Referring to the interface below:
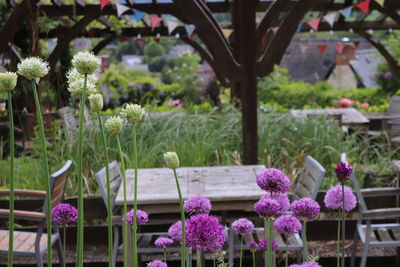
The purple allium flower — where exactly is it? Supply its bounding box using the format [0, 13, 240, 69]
[168, 221, 182, 243]
[184, 195, 212, 216]
[256, 168, 291, 193]
[335, 162, 352, 182]
[51, 203, 78, 225]
[154, 237, 174, 248]
[248, 241, 258, 252]
[125, 209, 149, 225]
[231, 218, 254, 235]
[273, 214, 302, 236]
[146, 260, 168, 267]
[257, 238, 278, 251]
[254, 197, 281, 217]
[384, 71, 393, 79]
[324, 185, 357, 212]
[290, 197, 321, 220]
[185, 214, 226, 252]
[302, 262, 322, 267]
[262, 193, 290, 214]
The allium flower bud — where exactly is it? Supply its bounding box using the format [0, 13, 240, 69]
[88, 94, 103, 112]
[66, 68, 98, 97]
[121, 104, 145, 123]
[335, 162, 352, 183]
[163, 152, 179, 169]
[71, 51, 101, 74]
[17, 57, 49, 80]
[105, 116, 123, 134]
[0, 72, 17, 91]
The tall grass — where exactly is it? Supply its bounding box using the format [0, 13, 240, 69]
[0, 107, 398, 195]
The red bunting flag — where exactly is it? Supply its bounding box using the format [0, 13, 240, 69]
[353, 41, 361, 48]
[100, 0, 110, 10]
[149, 15, 163, 30]
[317, 44, 328, 54]
[307, 18, 321, 31]
[119, 36, 127, 43]
[155, 36, 161, 43]
[355, 0, 370, 14]
[335, 43, 345, 54]
[137, 38, 145, 47]
[86, 31, 95, 38]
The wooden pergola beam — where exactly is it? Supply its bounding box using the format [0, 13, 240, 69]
[92, 33, 117, 55]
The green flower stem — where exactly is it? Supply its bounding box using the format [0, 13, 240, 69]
[163, 248, 167, 263]
[239, 235, 244, 267]
[7, 92, 14, 267]
[302, 220, 308, 262]
[173, 168, 186, 267]
[96, 111, 113, 267]
[337, 217, 341, 267]
[213, 258, 216, 267]
[132, 124, 138, 267]
[75, 74, 87, 267]
[264, 217, 270, 267]
[252, 251, 256, 267]
[196, 251, 201, 267]
[285, 237, 289, 267]
[32, 81, 52, 267]
[116, 135, 128, 267]
[341, 184, 345, 267]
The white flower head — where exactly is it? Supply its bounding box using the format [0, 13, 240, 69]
[17, 57, 49, 80]
[121, 104, 145, 124]
[163, 152, 180, 169]
[105, 116, 123, 134]
[88, 93, 103, 112]
[66, 68, 98, 97]
[71, 51, 101, 75]
[0, 72, 18, 91]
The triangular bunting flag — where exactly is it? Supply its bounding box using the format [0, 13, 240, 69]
[317, 44, 328, 54]
[100, 0, 110, 10]
[222, 29, 233, 38]
[355, 0, 370, 14]
[166, 21, 179, 34]
[339, 7, 352, 18]
[136, 38, 145, 47]
[270, 27, 278, 33]
[149, 15, 163, 30]
[376, 0, 385, 7]
[296, 23, 303, 33]
[185, 24, 195, 36]
[353, 40, 361, 48]
[116, 3, 131, 17]
[335, 43, 345, 54]
[86, 31, 95, 38]
[155, 34, 161, 44]
[324, 12, 337, 27]
[307, 18, 321, 31]
[133, 10, 146, 22]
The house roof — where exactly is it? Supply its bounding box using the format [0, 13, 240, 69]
[349, 49, 383, 88]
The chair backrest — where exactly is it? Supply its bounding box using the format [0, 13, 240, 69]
[49, 160, 73, 209]
[294, 156, 325, 200]
[340, 153, 368, 212]
[388, 96, 400, 131]
[95, 161, 123, 213]
[58, 107, 78, 140]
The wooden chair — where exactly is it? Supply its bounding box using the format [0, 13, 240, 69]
[341, 153, 400, 267]
[228, 156, 325, 265]
[0, 160, 72, 267]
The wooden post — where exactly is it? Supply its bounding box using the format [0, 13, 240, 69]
[237, 0, 258, 164]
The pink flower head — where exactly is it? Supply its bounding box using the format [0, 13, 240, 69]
[231, 218, 254, 235]
[261, 193, 290, 214]
[256, 168, 291, 193]
[290, 197, 321, 220]
[254, 196, 281, 217]
[301, 262, 322, 267]
[168, 221, 182, 243]
[147, 260, 168, 267]
[257, 238, 278, 251]
[185, 214, 226, 252]
[360, 102, 369, 109]
[273, 214, 302, 236]
[51, 203, 78, 225]
[324, 185, 357, 212]
[248, 241, 258, 252]
[338, 98, 355, 107]
[335, 162, 352, 182]
[125, 209, 149, 225]
[154, 237, 174, 248]
[184, 195, 212, 216]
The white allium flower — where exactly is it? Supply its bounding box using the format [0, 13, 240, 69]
[105, 116, 123, 134]
[71, 51, 101, 75]
[0, 72, 17, 91]
[163, 152, 180, 169]
[88, 94, 103, 112]
[66, 68, 98, 97]
[17, 57, 49, 80]
[121, 104, 145, 124]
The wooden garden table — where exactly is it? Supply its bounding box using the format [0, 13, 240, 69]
[115, 165, 266, 214]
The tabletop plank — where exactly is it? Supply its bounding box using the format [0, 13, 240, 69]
[115, 165, 266, 206]
[290, 108, 369, 124]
